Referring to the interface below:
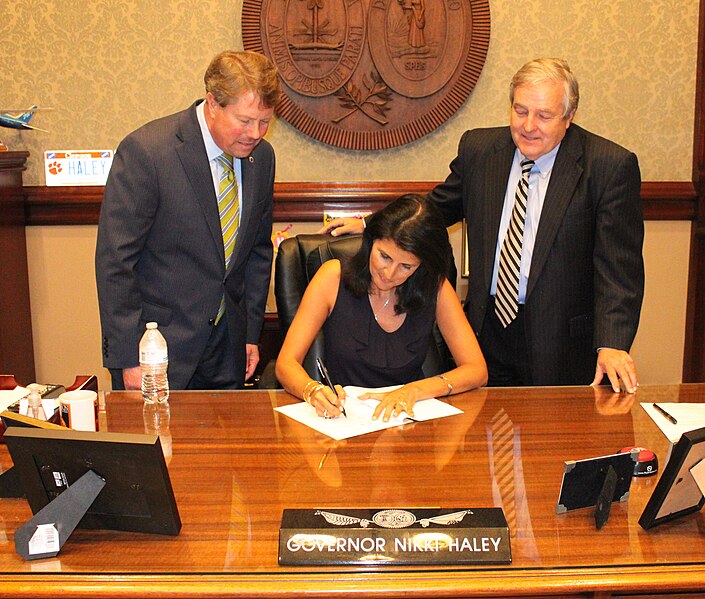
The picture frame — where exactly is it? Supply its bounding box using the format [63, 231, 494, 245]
[4, 426, 181, 536]
[556, 451, 636, 513]
[639, 426, 705, 530]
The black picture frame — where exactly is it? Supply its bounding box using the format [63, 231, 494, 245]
[639, 426, 705, 530]
[556, 451, 637, 513]
[4, 426, 181, 536]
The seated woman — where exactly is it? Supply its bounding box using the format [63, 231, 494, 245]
[275, 194, 487, 421]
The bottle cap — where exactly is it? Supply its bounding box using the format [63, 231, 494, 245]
[146, 322, 158, 329]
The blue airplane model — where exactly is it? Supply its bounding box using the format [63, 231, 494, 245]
[0, 106, 49, 132]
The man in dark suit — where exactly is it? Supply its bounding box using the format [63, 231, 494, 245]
[96, 50, 281, 390]
[322, 58, 644, 393]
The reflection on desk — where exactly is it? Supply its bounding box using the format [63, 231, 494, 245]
[0, 384, 703, 597]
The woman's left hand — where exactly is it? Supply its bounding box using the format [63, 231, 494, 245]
[362, 386, 419, 422]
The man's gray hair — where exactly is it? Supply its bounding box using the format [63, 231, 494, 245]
[509, 58, 579, 119]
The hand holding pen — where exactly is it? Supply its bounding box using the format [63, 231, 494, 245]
[316, 358, 347, 418]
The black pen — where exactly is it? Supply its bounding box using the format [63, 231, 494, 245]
[316, 357, 347, 418]
[653, 403, 678, 425]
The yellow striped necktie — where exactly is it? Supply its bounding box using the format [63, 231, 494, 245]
[214, 153, 240, 325]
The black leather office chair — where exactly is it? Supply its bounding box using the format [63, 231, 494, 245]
[259, 233, 456, 388]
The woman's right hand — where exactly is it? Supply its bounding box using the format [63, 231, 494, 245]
[309, 384, 347, 418]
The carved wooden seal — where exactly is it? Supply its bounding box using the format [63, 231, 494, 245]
[243, 0, 490, 150]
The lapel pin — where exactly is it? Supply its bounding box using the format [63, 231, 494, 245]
[249, 156, 254, 163]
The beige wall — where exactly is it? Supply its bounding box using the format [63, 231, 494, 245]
[25, 227, 106, 388]
[631, 221, 691, 384]
[26, 221, 692, 388]
[4, 0, 699, 387]
[2, 1, 697, 184]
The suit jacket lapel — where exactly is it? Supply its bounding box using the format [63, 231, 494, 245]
[526, 125, 583, 299]
[482, 131, 516, 291]
[175, 103, 225, 266]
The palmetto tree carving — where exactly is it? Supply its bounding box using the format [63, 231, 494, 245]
[292, 0, 340, 49]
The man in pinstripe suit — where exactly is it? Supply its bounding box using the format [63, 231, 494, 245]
[96, 51, 281, 391]
[323, 58, 644, 392]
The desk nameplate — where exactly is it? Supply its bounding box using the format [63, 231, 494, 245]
[279, 507, 511, 565]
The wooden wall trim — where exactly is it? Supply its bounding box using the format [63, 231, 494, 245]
[24, 185, 103, 226]
[23, 180, 697, 226]
[0, 151, 29, 171]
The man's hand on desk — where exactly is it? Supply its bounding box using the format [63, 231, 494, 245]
[592, 348, 638, 394]
[317, 217, 365, 236]
[122, 366, 142, 390]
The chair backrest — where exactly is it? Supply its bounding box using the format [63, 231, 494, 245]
[274, 234, 455, 382]
[275, 234, 363, 379]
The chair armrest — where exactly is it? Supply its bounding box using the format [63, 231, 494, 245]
[65, 375, 98, 393]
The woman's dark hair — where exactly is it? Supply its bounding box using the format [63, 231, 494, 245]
[343, 194, 452, 314]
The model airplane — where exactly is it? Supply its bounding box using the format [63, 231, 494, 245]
[0, 106, 50, 132]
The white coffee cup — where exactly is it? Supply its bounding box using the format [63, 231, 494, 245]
[59, 390, 98, 432]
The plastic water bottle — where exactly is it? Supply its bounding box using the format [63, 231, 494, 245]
[140, 322, 169, 404]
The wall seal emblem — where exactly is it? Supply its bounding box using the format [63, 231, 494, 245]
[243, 0, 490, 150]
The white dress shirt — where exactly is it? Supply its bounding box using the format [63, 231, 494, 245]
[195, 100, 244, 209]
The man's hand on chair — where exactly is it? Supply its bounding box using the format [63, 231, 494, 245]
[317, 217, 366, 236]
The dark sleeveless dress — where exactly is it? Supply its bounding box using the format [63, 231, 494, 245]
[323, 277, 436, 387]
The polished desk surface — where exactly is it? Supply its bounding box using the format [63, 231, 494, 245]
[1, 384, 704, 598]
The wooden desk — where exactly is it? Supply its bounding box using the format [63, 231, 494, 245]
[0, 385, 704, 598]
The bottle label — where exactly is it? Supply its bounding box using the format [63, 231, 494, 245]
[140, 349, 168, 364]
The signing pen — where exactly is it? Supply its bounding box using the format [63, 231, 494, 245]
[316, 357, 347, 418]
[653, 403, 678, 425]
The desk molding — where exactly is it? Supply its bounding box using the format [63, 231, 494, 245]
[0, 561, 704, 597]
[22, 180, 696, 226]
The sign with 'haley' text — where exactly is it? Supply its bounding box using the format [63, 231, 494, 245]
[279, 507, 511, 565]
[44, 150, 113, 186]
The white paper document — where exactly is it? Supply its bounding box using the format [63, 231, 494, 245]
[0, 387, 30, 412]
[275, 385, 463, 440]
[641, 402, 705, 443]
